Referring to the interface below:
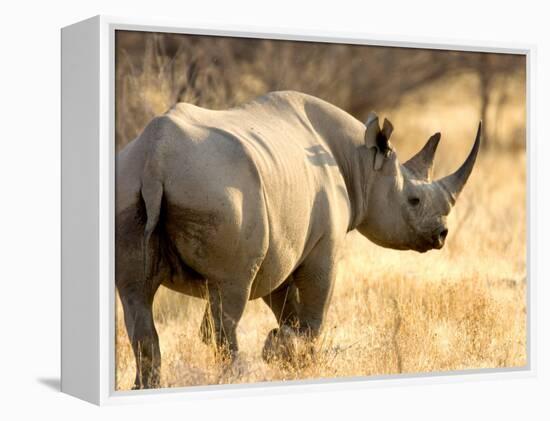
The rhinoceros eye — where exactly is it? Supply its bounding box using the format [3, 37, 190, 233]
[408, 197, 420, 207]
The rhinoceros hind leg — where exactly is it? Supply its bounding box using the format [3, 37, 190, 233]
[205, 281, 249, 358]
[261, 279, 300, 329]
[261, 281, 303, 363]
[120, 290, 161, 389]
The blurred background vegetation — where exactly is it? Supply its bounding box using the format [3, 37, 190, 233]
[115, 30, 525, 153]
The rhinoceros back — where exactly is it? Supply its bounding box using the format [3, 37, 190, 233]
[117, 91, 354, 298]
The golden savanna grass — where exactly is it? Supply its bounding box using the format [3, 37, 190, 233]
[115, 46, 526, 390]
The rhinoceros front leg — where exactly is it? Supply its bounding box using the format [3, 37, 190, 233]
[293, 260, 336, 339]
[204, 281, 249, 358]
[262, 258, 336, 363]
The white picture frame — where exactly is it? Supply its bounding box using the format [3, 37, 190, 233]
[61, 15, 536, 405]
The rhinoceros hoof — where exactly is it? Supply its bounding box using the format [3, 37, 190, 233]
[219, 353, 248, 379]
[262, 326, 299, 364]
[132, 375, 160, 390]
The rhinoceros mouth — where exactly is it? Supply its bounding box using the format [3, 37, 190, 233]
[413, 235, 443, 253]
[416, 245, 431, 253]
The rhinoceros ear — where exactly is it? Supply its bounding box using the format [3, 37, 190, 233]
[381, 118, 394, 144]
[365, 113, 393, 171]
[365, 112, 380, 149]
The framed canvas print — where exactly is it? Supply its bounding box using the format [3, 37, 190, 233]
[61, 15, 534, 405]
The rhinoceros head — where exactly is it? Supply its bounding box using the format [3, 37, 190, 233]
[356, 113, 481, 253]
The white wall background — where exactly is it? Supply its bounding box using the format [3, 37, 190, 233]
[1, 0, 548, 418]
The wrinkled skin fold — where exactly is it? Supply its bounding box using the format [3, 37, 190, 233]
[115, 91, 481, 389]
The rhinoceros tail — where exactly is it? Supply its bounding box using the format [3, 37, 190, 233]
[141, 176, 164, 282]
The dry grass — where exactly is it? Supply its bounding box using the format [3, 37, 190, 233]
[115, 44, 526, 390]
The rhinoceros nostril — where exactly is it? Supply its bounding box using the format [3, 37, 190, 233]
[439, 228, 448, 241]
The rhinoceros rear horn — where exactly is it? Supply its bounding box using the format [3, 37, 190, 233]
[437, 122, 482, 204]
[404, 132, 441, 180]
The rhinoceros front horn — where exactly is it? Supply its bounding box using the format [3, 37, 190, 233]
[437, 122, 482, 204]
[404, 132, 441, 180]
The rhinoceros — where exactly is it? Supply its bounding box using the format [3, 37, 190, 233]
[116, 91, 481, 389]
